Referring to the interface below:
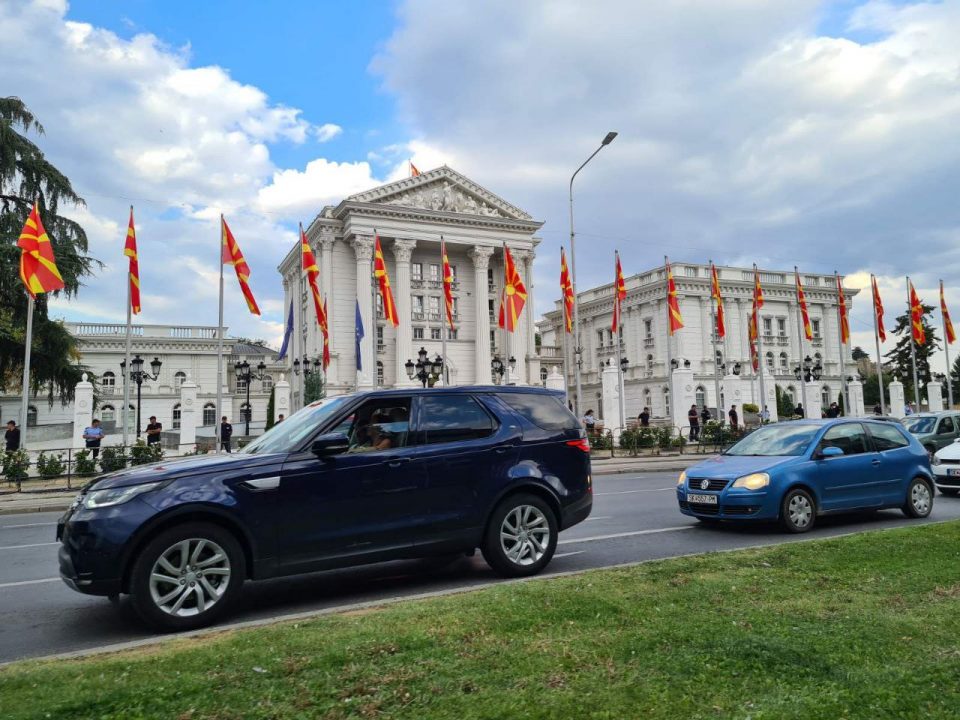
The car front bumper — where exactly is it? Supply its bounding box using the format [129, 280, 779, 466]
[932, 466, 960, 489]
[676, 487, 777, 521]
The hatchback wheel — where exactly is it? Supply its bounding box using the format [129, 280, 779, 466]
[780, 488, 816, 533]
[482, 493, 557, 577]
[128, 523, 245, 631]
[903, 478, 933, 518]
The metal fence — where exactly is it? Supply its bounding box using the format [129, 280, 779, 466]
[587, 421, 752, 459]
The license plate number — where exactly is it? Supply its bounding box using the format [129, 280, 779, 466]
[949, 468, 960, 477]
[687, 493, 718, 505]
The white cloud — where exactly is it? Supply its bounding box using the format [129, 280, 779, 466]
[256, 159, 380, 217]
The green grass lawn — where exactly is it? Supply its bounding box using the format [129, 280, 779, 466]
[4, 522, 960, 719]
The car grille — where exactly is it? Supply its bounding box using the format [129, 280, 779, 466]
[723, 506, 758, 516]
[687, 478, 729, 491]
[938, 458, 960, 466]
[679, 501, 757, 516]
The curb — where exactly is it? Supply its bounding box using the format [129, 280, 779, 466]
[0, 503, 71, 516]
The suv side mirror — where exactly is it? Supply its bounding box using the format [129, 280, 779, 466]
[819, 446, 844, 459]
[311, 432, 350, 457]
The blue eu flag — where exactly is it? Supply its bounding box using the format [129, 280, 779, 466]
[355, 299, 365, 372]
[277, 300, 294, 360]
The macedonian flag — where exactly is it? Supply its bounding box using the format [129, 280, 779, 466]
[124, 207, 141, 314]
[836, 273, 850, 345]
[872, 274, 886, 343]
[442, 238, 456, 331]
[665, 257, 684, 335]
[941, 280, 955, 345]
[18, 201, 65, 298]
[909, 279, 926, 345]
[560, 247, 574, 333]
[795, 269, 812, 340]
[300, 225, 328, 332]
[611, 251, 626, 334]
[221, 216, 261, 315]
[322, 297, 331, 370]
[374, 234, 399, 326]
[498, 244, 527, 333]
[710, 262, 725, 339]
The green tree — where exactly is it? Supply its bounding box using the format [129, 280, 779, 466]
[265, 386, 276, 430]
[851, 346, 868, 361]
[883, 303, 940, 404]
[775, 385, 795, 418]
[951, 355, 960, 392]
[1, 97, 97, 403]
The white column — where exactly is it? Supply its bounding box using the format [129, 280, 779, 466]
[391, 239, 417, 386]
[318, 232, 337, 381]
[761, 368, 778, 422]
[889, 378, 905, 418]
[351, 234, 375, 389]
[546, 365, 565, 393]
[511, 248, 529, 384]
[72, 373, 94, 449]
[524, 249, 538, 383]
[470, 246, 494, 383]
[722, 373, 744, 420]
[274, 373, 290, 419]
[927, 381, 944, 412]
[804, 382, 822, 419]
[179, 373, 197, 449]
[847, 377, 866, 416]
[601, 362, 623, 441]
[670, 366, 696, 431]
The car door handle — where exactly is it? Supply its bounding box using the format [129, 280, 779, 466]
[385, 457, 411, 468]
[871, 460, 881, 467]
[493, 445, 513, 454]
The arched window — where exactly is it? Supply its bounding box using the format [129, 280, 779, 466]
[540, 367, 548, 386]
[101, 405, 115, 422]
[172, 403, 181, 430]
[241, 403, 252, 423]
[715, 350, 723, 367]
[203, 403, 216, 426]
[821, 385, 831, 408]
[662, 386, 670, 413]
[695, 385, 706, 408]
[101, 371, 116, 395]
[174, 371, 187, 389]
[779, 352, 788, 371]
[262, 374, 273, 392]
[765, 352, 775, 370]
[376, 361, 384, 387]
[643, 388, 652, 409]
[27, 406, 37, 427]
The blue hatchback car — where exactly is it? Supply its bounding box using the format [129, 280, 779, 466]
[677, 419, 934, 532]
[57, 387, 592, 630]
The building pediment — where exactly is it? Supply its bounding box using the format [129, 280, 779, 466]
[345, 166, 533, 221]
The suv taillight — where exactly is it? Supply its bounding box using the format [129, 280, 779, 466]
[566, 437, 591, 453]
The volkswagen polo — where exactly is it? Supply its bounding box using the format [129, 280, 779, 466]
[57, 387, 592, 630]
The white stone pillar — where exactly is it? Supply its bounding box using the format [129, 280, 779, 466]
[470, 246, 494, 384]
[601, 362, 624, 442]
[179, 374, 197, 449]
[847, 378, 866, 417]
[670, 367, 696, 432]
[319, 232, 337, 382]
[524, 250, 538, 384]
[72, 373, 94, 449]
[804, 382, 822, 419]
[546, 365, 565, 393]
[391, 239, 417, 386]
[274, 373, 291, 419]
[927, 381, 944, 412]
[762, 369, 779, 422]
[722, 373, 745, 423]
[351, 235, 375, 389]
[889, 378, 905, 418]
[510, 248, 529, 384]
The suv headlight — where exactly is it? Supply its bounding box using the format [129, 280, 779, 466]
[677, 470, 687, 486]
[732, 472, 769, 490]
[82, 481, 166, 510]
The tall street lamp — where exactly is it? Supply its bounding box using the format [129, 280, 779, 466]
[405, 347, 444, 388]
[490, 354, 516, 386]
[293, 355, 321, 405]
[569, 130, 617, 419]
[235, 359, 267, 436]
[120, 354, 162, 439]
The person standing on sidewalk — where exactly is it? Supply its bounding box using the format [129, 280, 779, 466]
[5, 420, 20, 452]
[728, 405, 739, 432]
[638, 407, 650, 427]
[220, 416, 234, 453]
[688, 405, 700, 441]
[145, 416, 162, 446]
[83, 419, 104, 460]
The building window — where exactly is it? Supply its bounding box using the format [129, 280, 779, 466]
[376, 361, 384, 387]
[812, 319, 821, 338]
[101, 371, 116, 395]
[428, 296, 441, 319]
[695, 386, 706, 407]
[644, 319, 653, 338]
[684, 266, 697, 277]
[821, 386, 831, 407]
[777, 318, 786, 336]
[429, 263, 440, 282]
[766, 352, 774, 369]
[101, 405, 115, 422]
[448, 328, 458, 340]
[597, 330, 605, 348]
[262, 375, 273, 392]
[172, 403, 181, 430]
[487, 267, 495, 288]
[763, 317, 772, 335]
[411, 263, 423, 281]
[174, 371, 187, 389]
[377, 325, 385, 351]
[430, 327, 442, 340]
[27, 406, 37, 427]
[414, 327, 424, 340]
[236, 375, 247, 391]
[450, 265, 458, 283]
[715, 350, 723, 367]
[412, 295, 424, 316]
[779, 352, 788, 371]
[646, 354, 654, 372]
[376, 294, 384, 317]
[662, 386, 670, 412]
[203, 403, 216, 426]
[451, 297, 459, 317]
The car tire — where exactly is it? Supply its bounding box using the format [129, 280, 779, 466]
[128, 522, 246, 632]
[939, 487, 959, 497]
[482, 493, 557, 578]
[902, 478, 934, 519]
[780, 488, 816, 533]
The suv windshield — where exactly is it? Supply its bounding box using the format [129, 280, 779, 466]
[725, 423, 820, 457]
[903, 416, 936, 434]
[240, 396, 350, 455]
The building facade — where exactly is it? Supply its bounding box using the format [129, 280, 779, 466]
[539, 263, 859, 421]
[278, 166, 543, 407]
[1, 323, 281, 443]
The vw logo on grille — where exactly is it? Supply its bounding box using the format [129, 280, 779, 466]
[700, 479, 710, 490]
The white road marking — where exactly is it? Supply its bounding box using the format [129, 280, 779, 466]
[0, 542, 59, 551]
[584, 516, 612, 521]
[553, 551, 584, 559]
[0, 522, 56, 530]
[594, 487, 675, 496]
[0, 578, 60, 589]
[559, 525, 694, 545]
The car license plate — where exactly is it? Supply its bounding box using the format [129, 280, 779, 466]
[948, 468, 960, 477]
[687, 493, 718, 505]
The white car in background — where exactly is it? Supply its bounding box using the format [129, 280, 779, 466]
[931, 440, 960, 496]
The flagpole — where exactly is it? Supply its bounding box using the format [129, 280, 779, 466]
[753, 264, 767, 418]
[560, 256, 570, 401]
[664, 256, 673, 419]
[371, 231, 378, 388]
[942, 280, 954, 409]
[19, 293, 34, 449]
[834, 271, 851, 415]
[122, 205, 133, 448]
[614, 251, 625, 431]
[216, 216, 225, 453]
[440, 237, 449, 385]
[793, 268, 809, 418]
[710, 262, 722, 420]
[907, 276, 921, 409]
[502, 243, 509, 385]
[872, 275, 886, 416]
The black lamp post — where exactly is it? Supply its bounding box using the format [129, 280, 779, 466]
[120, 354, 162, 438]
[235, 359, 267, 436]
[406, 347, 444, 387]
[732, 361, 742, 376]
[490, 354, 516, 385]
[619, 355, 628, 373]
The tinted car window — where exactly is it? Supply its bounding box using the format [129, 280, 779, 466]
[939, 417, 955, 434]
[904, 416, 936, 434]
[821, 423, 869, 455]
[420, 395, 496, 445]
[499, 392, 578, 431]
[241, 396, 350, 454]
[868, 423, 910, 451]
[342, 399, 411, 453]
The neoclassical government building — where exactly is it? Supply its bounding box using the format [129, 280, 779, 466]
[278, 167, 543, 407]
[539, 263, 859, 421]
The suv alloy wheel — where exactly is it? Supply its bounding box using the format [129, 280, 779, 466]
[482, 493, 558, 577]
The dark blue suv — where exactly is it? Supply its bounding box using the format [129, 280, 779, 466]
[58, 386, 592, 630]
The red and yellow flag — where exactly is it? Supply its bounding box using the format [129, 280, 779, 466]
[795, 269, 812, 340]
[749, 271, 760, 370]
[909, 280, 926, 345]
[300, 226, 329, 333]
[373, 234, 399, 327]
[442, 238, 456, 331]
[560, 247, 574, 333]
[611, 251, 626, 334]
[322, 297, 331, 370]
[221, 216, 260, 315]
[836, 274, 850, 345]
[17, 202, 65, 298]
[941, 280, 955, 345]
[498, 245, 527, 332]
[410, 161, 421, 177]
[665, 257, 684, 335]
[753, 266, 765, 311]
[124, 207, 141, 314]
[710, 263, 725, 339]
[872, 274, 886, 343]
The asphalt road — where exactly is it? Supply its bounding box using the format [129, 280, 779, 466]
[2, 470, 960, 665]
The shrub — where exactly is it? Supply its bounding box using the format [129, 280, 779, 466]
[73, 449, 97, 476]
[655, 427, 674, 449]
[130, 440, 163, 466]
[2, 449, 30, 488]
[742, 403, 759, 414]
[99, 446, 128, 473]
[182, 446, 210, 456]
[36, 452, 65, 478]
[591, 431, 613, 451]
[619, 427, 656, 450]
